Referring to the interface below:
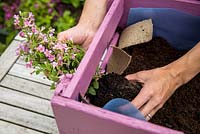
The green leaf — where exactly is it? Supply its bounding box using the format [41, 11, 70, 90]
[50, 82, 56, 90]
[88, 86, 96, 96]
[35, 69, 42, 75]
[93, 80, 99, 89]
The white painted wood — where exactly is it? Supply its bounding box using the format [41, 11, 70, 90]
[0, 120, 44, 134]
[1, 75, 53, 100]
[0, 40, 20, 81]
[0, 103, 58, 134]
[0, 86, 53, 117]
[16, 57, 26, 65]
[9, 64, 52, 85]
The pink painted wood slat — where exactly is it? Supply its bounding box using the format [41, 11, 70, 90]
[52, 96, 183, 134]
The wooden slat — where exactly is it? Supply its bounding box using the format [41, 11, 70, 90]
[0, 103, 58, 134]
[1, 75, 53, 100]
[16, 57, 26, 65]
[0, 40, 20, 81]
[0, 120, 44, 134]
[0, 86, 53, 117]
[9, 64, 52, 85]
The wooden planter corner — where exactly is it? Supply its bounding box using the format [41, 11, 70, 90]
[51, 0, 200, 134]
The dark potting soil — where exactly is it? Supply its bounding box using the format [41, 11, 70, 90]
[89, 37, 200, 134]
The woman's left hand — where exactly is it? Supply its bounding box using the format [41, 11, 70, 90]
[125, 67, 182, 120]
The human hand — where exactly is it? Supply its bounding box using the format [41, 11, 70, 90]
[125, 67, 183, 120]
[57, 24, 96, 50]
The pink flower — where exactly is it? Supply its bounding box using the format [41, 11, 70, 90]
[26, 60, 33, 68]
[44, 50, 52, 57]
[44, 50, 55, 62]
[53, 43, 67, 51]
[57, 55, 63, 65]
[14, 19, 20, 26]
[19, 43, 29, 53]
[15, 46, 21, 55]
[52, 62, 58, 68]
[49, 28, 55, 37]
[13, 14, 19, 20]
[71, 54, 76, 60]
[31, 26, 38, 34]
[36, 45, 45, 52]
[59, 74, 73, 81]
[19, 31, 25, 38]
[44, 36, 48, 43]
[24, 20, 32, 27]
[48, 55, 55, 62]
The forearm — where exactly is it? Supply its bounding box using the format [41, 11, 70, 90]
[78, 0, 108, 31]
[164, 41, 200, 86]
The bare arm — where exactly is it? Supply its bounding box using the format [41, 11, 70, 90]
[78, 0, 108, 31]
[166, 41, 200, 85]
[58, 0, 108, 49]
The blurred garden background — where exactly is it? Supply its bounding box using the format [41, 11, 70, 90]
[0, 0, 84, 56]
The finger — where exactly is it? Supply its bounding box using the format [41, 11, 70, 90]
[57, 32, 67, 42]
[140, 98, 159, 117]
[145, 104, 162, 121]
[131, 86, 151, 109]
[125, 72, 144, 83]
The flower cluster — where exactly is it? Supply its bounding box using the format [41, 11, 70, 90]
[14, 11, 85, 89]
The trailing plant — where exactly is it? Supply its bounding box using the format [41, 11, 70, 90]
[14, 11, 101, 95]
[0, 0, 83, 54]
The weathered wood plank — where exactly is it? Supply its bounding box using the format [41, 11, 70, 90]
[16, 56, 26, 65]
[0, 40, 20, 81]
[0, 86, 53, 117]
[0, 103, 58, 134]
[9, 64, 52, 85]
[1, 75, 53, 100]
[0, 120, 44, 134]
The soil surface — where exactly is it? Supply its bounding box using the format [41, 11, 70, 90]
[89, 37, 200, 134]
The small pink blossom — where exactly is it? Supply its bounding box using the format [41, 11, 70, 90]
[36, 45, 45, 52]
[44, 36, 48, 43]
[31, 26, 38, 34]
[26, 60, 33, 68]
[57, 55, 63, 65]
[15, 47, 21, 55]
[53, 43, 67, 51]
[48, 55, 55, 62]
[71, 54, 76, 60]
[52, 62, 58, 68]
[19, 31, 25, 38]
[59, 74, 73, 81]
[27, 32, 33, 37]
[19, 43, 29, 53]
[44, 50, 52, 57]
[13, 14, 19, 20]
[24, 19, 32, 27]
[44, 50, 55, 62]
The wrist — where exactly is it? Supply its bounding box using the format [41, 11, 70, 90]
[162, 62, 186, 89]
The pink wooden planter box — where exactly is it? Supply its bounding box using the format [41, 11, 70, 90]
[51, 0, 200, 133]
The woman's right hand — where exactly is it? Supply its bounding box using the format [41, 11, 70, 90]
[57, 24, 96, 50]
